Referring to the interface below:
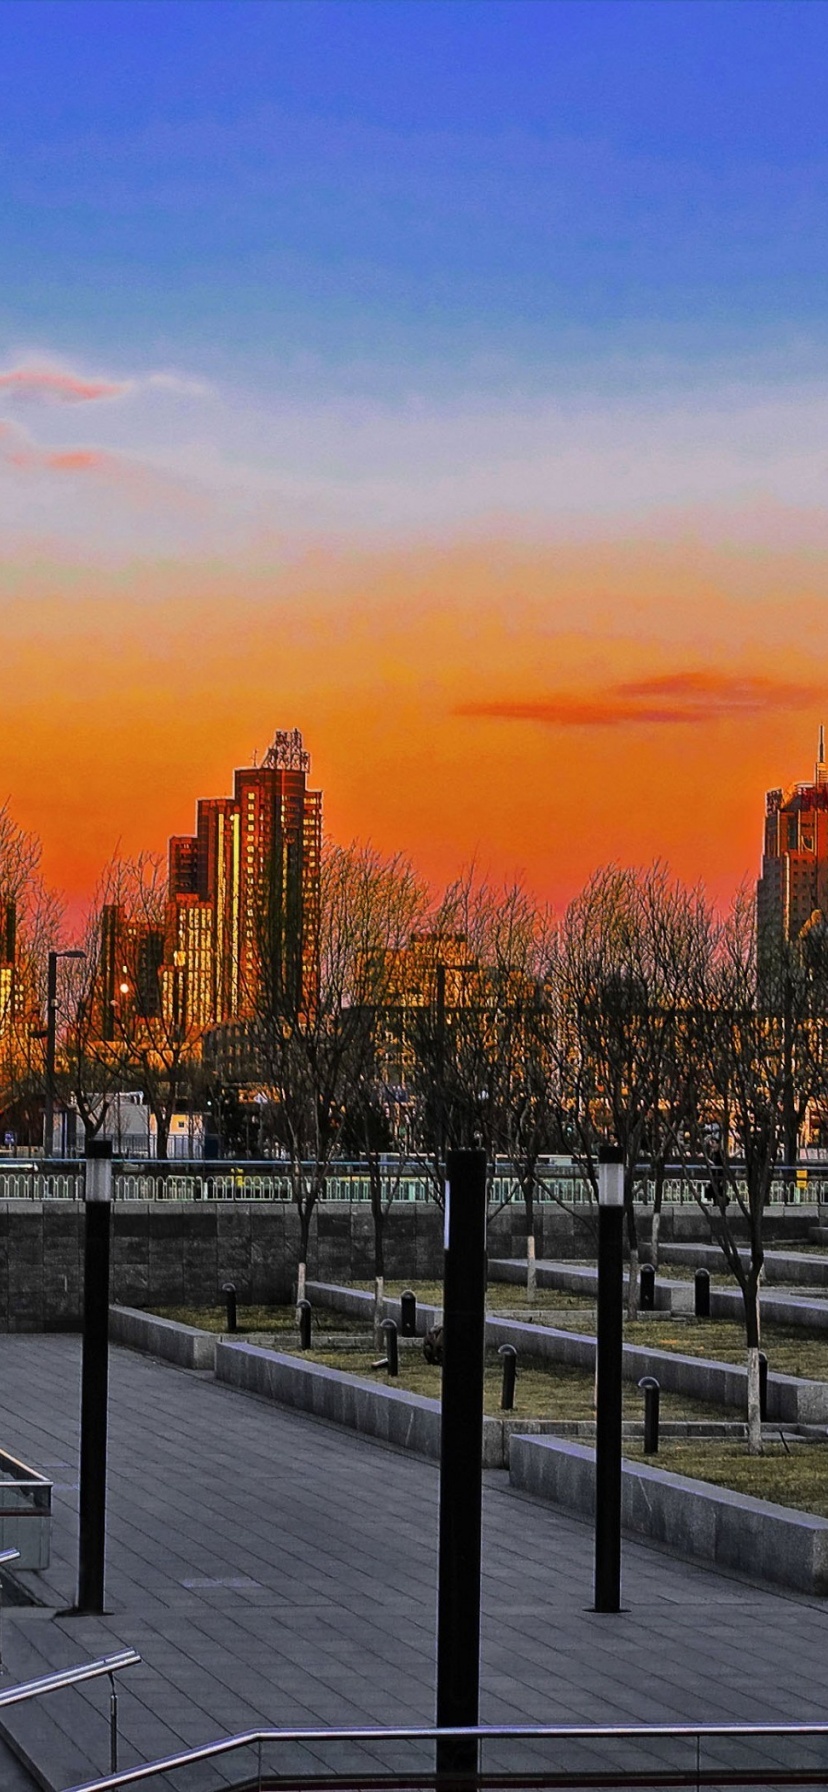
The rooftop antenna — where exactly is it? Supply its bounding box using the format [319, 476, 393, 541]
[816, 724, 827, 790]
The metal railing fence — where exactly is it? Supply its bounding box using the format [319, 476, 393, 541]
[61, 1719, 828, 1792]
[0, 1158, 826, 1206]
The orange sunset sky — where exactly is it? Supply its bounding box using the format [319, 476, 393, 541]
[3, 525, 825, 925]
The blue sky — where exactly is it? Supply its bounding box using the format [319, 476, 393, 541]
[2, 0, 828, 395]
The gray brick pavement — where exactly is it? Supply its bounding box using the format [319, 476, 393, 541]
[0, 1337, 827, 1790]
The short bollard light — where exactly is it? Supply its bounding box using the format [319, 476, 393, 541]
[498, 1344, 517, 1411]
[639, 1263, 656, 1311]
[377, 1318, 399, 1377]
[221, 1281, 237, 1333]
[759, 1350, 768, 1422]
[297, 1299, 312, 1350]
[638, 1375, 660, 1453]
[400, 1289, 417, 1336]
[694, 1267, 711, 1318]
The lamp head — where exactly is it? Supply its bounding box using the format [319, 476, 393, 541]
[598, 1143, 625, 1207]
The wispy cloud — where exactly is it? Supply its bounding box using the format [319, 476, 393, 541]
[457, 670, 823, 729]
[0, 419, 201, 511]
[0, 365, 127, 403]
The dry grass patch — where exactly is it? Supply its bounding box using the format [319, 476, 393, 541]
[624, 1435, 828, 1517]
[291, 1345, 725, 1423]
[153, 1303, 364, 1335]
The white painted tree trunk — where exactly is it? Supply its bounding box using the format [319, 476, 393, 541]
[526, 1235, 537, 1302]
[747, 1345, 762, 1455]
[373, 1275, 385, 1347]
[650, 1209, 661, 1271]
[626, 1246, 639, 1321]
[295, 1259, 306, 1322]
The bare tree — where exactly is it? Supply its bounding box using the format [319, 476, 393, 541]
[554, 864, 713, 1316]
[256, 839, 427, 1311]
[681, 888, 828, 1454]
[102, 854, 206, 1158]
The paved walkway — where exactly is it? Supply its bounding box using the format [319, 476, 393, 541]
[1, 1338, 828, 1790]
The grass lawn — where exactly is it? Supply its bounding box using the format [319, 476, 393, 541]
[153, 1303, 365, 1335]
[290, 1344, 724, 1423]
[624, 1315, 828, 1381]
[624, 1436, 828, 1517]
[355, 1278, 595, 1315]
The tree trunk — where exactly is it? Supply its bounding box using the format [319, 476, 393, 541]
[625, 1196, 639, 1321]
[746, 1346, 762, 1456]
[650, 1160, 665, 1269]
[626, 1244, 639, 1321]
[295, 1258, 307, 1320]
[745, 1279, 762, 1456]
[526, 1234, 537, 1303]
[295, 1192, 313, 1320]
[650, 1206, 661, 1270]
[373, 1275, 385, 1348]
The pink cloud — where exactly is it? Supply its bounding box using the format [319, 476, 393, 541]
[0, 365, 126, 404]
[457, 670, 824, 730]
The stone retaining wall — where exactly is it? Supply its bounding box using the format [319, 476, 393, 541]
[509, 1434, 828, 1597]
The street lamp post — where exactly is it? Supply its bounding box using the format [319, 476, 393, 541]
[594, 1143, 625, 1613]
[77, 1138, 113, 1613]
[436, 1146, 487, 1782]
[44, 949, 85, 1158]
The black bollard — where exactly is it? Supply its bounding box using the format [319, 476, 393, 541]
[640, 1264, 656, 1311]
[400, 1289, 417, 1337]
[380, 1319, 399, 1377]
[638, 1375, 660, 1453]
[758, 1350, 768, 1422]
[499, 1344, 517, 1411]
[694, 1267, 711, 1318]
[221, 1281, 237, 1333]
[297, 1299, 312, 1350]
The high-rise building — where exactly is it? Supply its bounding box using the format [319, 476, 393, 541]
[0, 901, 15, 1031]
[167, 727, 322, 1031]
[757, 728, 828, 969]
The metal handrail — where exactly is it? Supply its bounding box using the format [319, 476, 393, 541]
[63, 1721, 828, 1792]
[0, 1648, 139, 1709]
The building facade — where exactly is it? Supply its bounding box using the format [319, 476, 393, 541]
[757, 729, 828, 969]
[167, 727, 322, 1033]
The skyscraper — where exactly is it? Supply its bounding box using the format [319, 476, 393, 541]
[167, 727, 322, 1031]
[757, 728, 828, 967]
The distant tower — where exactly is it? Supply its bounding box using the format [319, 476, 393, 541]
[166, 727, 322, 1026]
[757, 727, 828, 967]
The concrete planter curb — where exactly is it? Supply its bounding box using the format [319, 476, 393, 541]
[215, 1340, 529, 1466]
[509, 1433, 828, 1597]
[490, 1256, 828, 1333]
[660, 1242, 828, 1288]
[308, 1281, 828, 1423]
[109, 1304, 217, 1371]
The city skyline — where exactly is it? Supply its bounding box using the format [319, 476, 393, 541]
[2, 716, 827, 932]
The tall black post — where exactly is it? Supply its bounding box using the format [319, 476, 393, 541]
[43, 950, 58, 1159]
[594, 1144, 624, 1614]
[436, 1147, 487, 1783]
[77, 1140, 112, 1614]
